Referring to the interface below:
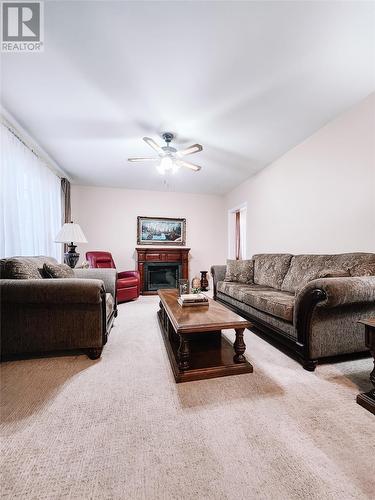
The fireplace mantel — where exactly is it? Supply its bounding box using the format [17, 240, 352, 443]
[136, 247, 190, 295]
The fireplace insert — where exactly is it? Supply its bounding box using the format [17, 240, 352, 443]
[145, 262, 181, 292]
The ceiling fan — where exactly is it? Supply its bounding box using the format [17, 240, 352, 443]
[128, 132, 203, 174]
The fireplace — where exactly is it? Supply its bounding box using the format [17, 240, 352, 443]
[146, 263, 181, 291]
[136, 247, 190, 295]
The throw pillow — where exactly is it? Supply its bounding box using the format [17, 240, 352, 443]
[350, 262, 375, 277]
[318, 268, 351, 278]
[294, 268, 351, 294]
[43, 262, 75, 278]
[3, 258, 42, 279]
[224, 259, 253, 284]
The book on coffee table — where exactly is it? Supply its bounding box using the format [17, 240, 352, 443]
[178, 293, 209, 307]
[177, 298, 209, 307]
[180, 293, 208, 302]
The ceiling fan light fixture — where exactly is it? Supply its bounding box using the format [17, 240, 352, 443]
[160, 156, 173, 171]
[157, 156, 174, 175]
[129, 132, 203, 174]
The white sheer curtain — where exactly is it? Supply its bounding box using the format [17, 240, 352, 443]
[0, 122, 62, 259]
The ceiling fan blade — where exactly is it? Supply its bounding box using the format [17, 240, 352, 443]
[176, 143, 203, 157]
[175, 159, 202, 172]
[143, 137, 165, 155]
[128, 157, 159, 162]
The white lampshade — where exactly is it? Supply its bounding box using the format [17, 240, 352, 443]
[55, 222, 88, 244]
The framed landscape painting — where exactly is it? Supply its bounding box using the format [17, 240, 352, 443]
[137, 216, 186, 246]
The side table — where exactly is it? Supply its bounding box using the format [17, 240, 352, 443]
[357, 319, 375, 415]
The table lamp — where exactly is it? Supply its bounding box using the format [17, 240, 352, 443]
[55, 221, 88, 268]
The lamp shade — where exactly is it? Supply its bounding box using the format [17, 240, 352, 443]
[55, 222, 88, 244]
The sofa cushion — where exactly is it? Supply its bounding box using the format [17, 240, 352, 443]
[253, 254, 292, 289]
[224, 259, 253, 284]
[282, 255, 331, 293]
[217, 291, 297, 338]
[1, 256, 58, 279]
[281, 253, 375, 293]
[217, 281, 270, 301]
[43, 262, 75, 278]
[241, 288, 295, 322]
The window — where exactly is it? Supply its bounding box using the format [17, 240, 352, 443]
[0, 122, 62, 259]
[228, 203, 247, 260]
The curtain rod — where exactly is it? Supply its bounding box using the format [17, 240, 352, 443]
[1, 114, 70, 180]
[2, 120, 41, 161]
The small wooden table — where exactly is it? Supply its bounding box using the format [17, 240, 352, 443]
[357, 319, 375, 415]
[157, 289, 253, 383]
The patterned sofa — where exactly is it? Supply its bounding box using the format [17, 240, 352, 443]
[211, 253, 375, 370]
[0, 256, 117, 360]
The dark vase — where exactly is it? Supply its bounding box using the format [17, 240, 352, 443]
[64, 243, 79, 268]
[200, 271, 209, 291]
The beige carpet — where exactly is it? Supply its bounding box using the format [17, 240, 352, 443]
[1, 296, 374, 500]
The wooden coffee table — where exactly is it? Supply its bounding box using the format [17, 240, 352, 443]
[157, 289, 253, 383]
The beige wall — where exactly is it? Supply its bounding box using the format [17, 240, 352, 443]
[225, 93, 375, 256]
[71, 186, 226, 287]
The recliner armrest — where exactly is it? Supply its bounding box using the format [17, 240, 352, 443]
[118, 270, 140, 280]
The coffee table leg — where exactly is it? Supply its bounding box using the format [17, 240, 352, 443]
[178, 335, 190, 371]
[234, 328, 246, 363]
[370, 349, 375, 386]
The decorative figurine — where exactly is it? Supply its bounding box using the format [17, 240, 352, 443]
[178, 279, 189, 296]
[191, 276, 201, 294]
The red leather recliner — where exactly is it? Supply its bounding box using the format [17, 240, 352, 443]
[86, 251, 140, 303]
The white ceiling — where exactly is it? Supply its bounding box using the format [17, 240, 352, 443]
[1, 1, 374, 195]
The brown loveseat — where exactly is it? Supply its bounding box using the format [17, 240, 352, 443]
[211, 253, 375, 370]
[0, 256, 117, 360]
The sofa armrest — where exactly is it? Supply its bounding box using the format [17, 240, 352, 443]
[0, 278, 104, 304]
[74, 268, 117, 300]
[210, 265, 227, 299]
[118, 270, 140, 280]
[294, 276, 375, 347]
